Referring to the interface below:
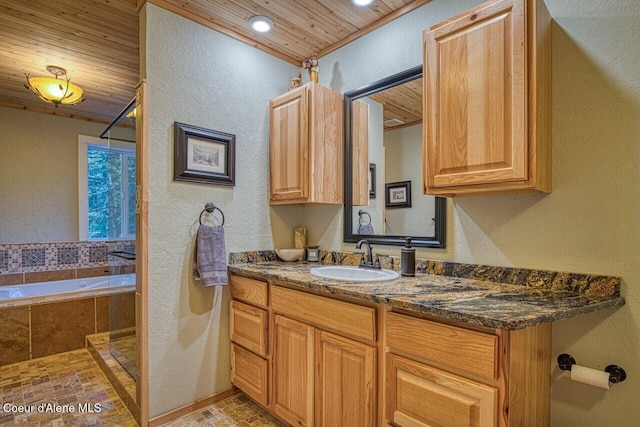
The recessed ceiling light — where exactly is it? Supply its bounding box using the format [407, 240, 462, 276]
[353, 0, 374, 6]
[249, 15, 274, 33]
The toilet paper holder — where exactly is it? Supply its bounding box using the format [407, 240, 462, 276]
[557, 353, 627, 384]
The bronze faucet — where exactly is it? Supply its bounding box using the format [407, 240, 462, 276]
[355, 239, 381, 269]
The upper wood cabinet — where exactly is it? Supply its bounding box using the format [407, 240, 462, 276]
[423, 0, 551, 196]
[351, 99, 370, 206]
[269, 82, 343, 205]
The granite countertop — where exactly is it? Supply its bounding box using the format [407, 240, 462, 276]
[228, 260, 625, 330]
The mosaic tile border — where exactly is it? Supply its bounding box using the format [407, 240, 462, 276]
[229, 250, 620, 298]
[0, 241, 135, 275]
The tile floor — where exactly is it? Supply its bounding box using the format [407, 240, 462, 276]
[160, 394, 283, 427]
[109, 335, 137, 380]
[0, 349, 136, 426]
[0, 349, 283, 427]
[87, 332, 139, 422]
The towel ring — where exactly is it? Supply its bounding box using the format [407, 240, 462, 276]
[199, 202, 225, 226]
[358, 210, 371, 225]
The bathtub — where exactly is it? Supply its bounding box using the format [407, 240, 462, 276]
[0, 273, 136, 366]
[0, 273, 135, 301]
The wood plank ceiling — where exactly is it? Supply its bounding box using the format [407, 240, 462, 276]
[369, 77, 422, 130]
[0, 0, 431, 125]
[0, 0, 140, 126]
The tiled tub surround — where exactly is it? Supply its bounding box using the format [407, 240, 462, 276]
[228, 251, 623, 330]
[0, 290, 135, 366]
[0, 240, 136, 286]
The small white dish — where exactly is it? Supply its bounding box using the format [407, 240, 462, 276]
[275, 248, 305, 262]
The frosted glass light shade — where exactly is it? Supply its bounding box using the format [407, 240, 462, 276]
[26, 75, 84, 107]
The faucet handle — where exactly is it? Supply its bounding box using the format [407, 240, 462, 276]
[373, 255, 381, 269]
[358, 253, 366, 267]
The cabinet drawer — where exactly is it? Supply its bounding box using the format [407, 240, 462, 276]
[231, 344, 268, 406]
[386, 312, 498, 381]
[271, 285, 376, 344]
[386, 354, 497, 427]
[230, 274, 268, 308]
[230, 300, 268, 357]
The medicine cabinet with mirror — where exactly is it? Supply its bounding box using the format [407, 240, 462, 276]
[343, 65, 446, 248]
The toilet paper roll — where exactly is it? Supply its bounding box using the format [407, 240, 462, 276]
[570, 365, 610, 389]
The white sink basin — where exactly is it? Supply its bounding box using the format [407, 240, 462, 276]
[310, 266, 399, 282]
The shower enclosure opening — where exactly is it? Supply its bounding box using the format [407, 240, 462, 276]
[100, 97, 138, 386]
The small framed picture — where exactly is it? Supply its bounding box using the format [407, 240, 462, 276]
[174, 122, 235, 186]
[385, 180, 411, 208]
[369, 163, 376, 199]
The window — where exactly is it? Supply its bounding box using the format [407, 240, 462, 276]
[79, 135, 136, 240]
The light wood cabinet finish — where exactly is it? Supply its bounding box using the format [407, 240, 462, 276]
[229, 275, 270, 408]
[424, 0, 551, 196]
[228, 275, 552, 427]
[230, 300, 268, 357]
[271, 285, 376, 344]
[387, 354, 498, 427]
[385, 311, 551, 427]
[315, 331, 376, 427]
[352, 99, 370, 206]
[272, 315, 315, 426]
[269, 82, 343, 205]
[230, 275, 269, 308]
[386, 312, 498, 381]
[231, 344, 268, 406]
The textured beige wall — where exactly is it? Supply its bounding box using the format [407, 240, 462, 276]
[141, 0, 639, 423]
[385, 124, 436, 237]
[0, 106, 134, 243]
[141, 4, 298, 417]
[307, 0, 640, 425]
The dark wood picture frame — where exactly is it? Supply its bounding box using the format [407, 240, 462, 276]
[369, 163, 376, 199]
[174, 122, 235, 186]
[385, 180, 412, 208]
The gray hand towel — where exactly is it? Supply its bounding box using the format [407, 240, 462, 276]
[194, 224, 228, 286]
[358, 223, 374, 235]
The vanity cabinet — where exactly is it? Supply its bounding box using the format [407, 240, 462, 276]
[271, 285, 377, 427]
[423, 0, 551, 196]
[385, 312, 551, 427]
[229, 275, 269, 406]
[229, 272, 553, 426]
[269, 82, 343, 205]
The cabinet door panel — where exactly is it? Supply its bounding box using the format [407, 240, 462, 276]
[269, 87, 309, 202]
[229, 275, 268, 308]
[387, 354, 497, 427]
[230, 300, 267, 357]
[316, 331, 376, 427]
[231, 344, 268, 406]
[425, 0, 527, 188]
[351, 99, 370, 206]
[272, 315, 314, 426]
[386, 312, 498, 381]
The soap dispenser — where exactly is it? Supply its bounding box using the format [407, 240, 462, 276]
[401, 237, 415, 277]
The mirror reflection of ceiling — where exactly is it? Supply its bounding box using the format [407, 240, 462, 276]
[1, 0, 431, 125]
[368, 78, 422, 130]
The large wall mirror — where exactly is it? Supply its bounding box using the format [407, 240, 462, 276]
[343, 65, 446, 248]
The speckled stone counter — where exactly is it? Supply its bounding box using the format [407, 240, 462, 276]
[228, 253, 624, 330]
